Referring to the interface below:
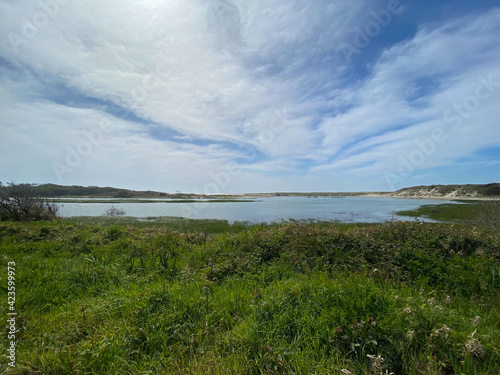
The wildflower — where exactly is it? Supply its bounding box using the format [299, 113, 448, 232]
[367, 354, 385, 371]
[466, 337, 486, 358]
[431, 325, 451, 340]
[407, 329, 415, 341]
[466, 330, 485, 358]
[444, 294, 452, 304]
[402, 307, 413, 314]
[471, 316, 481, 325]
[433, 304, 444, 312]
[349, 320, 366, 331]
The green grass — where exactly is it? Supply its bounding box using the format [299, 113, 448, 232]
[396, 200, 500, 224]
[61, 216, 255, 234]
[1, 219, 500, 374]
[396, 202, 474, 222]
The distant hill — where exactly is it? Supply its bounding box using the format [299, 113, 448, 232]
[2, 182, 499, 199]
[392, 183, 500, 198]
[3, 183, 178, 199]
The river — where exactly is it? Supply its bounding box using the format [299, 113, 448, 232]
[56, 196, 456, 223]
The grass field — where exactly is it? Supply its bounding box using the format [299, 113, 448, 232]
[62, 216, 255, 234]
[396, 200, 500, 225]
[1, 216, 500, 374]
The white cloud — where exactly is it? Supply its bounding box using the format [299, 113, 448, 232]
[314, 7, 500, 188]
[0, 1, 499, 192]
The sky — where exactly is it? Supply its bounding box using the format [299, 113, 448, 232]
[0, 0, 499, 193]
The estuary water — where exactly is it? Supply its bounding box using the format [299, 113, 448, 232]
[56, 196, 456, 223]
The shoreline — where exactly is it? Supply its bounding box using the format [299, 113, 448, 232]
[20, 183, 500, 201]
[49, 193, 499, 201]
[240, 192, 498, 201]
[355, 193, 498, 201]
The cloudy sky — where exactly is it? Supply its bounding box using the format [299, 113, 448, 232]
[1, 0, 499, 193]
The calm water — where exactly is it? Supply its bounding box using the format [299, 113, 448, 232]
[57, 196, 456, 223]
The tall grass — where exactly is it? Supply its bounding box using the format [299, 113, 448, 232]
[397, 200, 500, 228]
[0, 219, 499, 374]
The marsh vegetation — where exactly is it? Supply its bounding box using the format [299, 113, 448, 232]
[1, 211, 499, 374]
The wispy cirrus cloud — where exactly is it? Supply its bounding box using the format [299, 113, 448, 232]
[313, 7, 500, 187]
[0, 0, 499, 192]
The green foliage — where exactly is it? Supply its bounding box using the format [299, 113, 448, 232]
[0, 220, 499, 374]
[483, 183, 500, 196]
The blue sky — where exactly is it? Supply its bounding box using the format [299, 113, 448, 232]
[0, 0, 499, 193]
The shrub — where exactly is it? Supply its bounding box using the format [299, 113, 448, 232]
[482, 183, 500, 197]
[0, 181, 59, 221]
[469, 201, 500, 231]
[104, 206, 126, 216]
